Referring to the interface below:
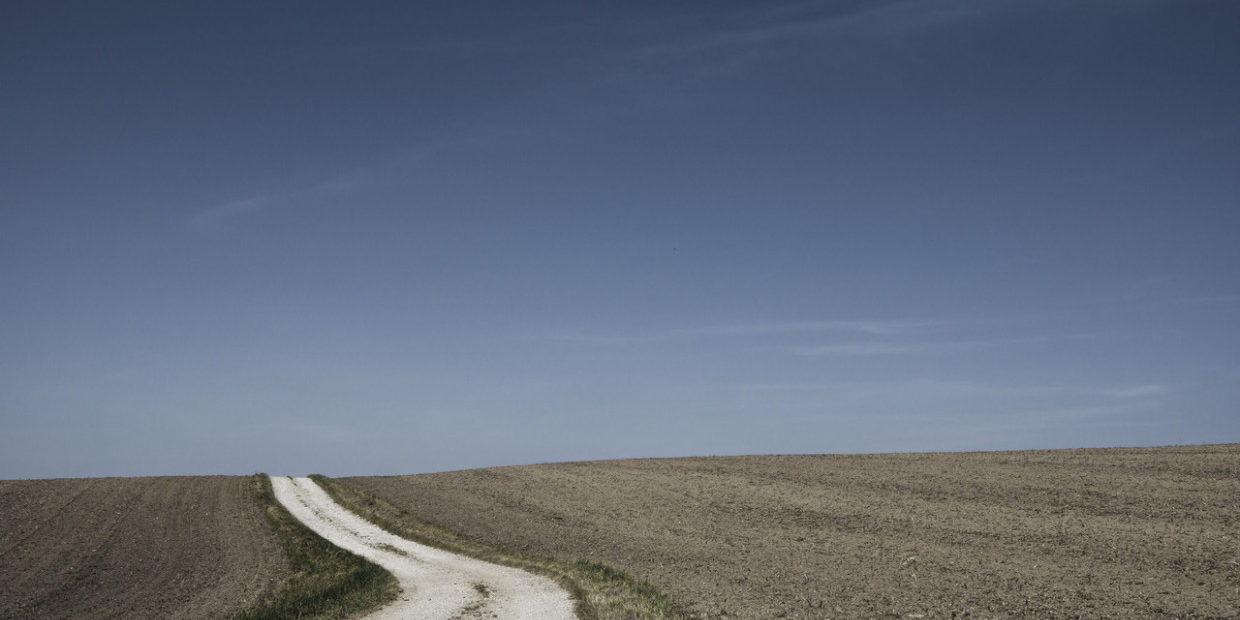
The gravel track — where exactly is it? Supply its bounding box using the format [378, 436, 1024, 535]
[270, 476, 574, 620]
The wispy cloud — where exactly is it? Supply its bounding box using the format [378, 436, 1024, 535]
[547, 317, 946, 346]
[1094, 384, 1170, 398]
[1123, 274, 1181, 302]
[622, 0, 1011, 63]
[1179, 118, 1240, 151]
[1173, 294, 1240, 305]
[992, 401, 1163, 426]
[1123, 274, 1239, 307]
[674, 319, 940, 337]
[188, 178, 353, 232]
[547, 319, 1114, 360]
[790, 341, 932, 356]
[909, 380, 1170, 399]
[187, 140, 464, 232]
[723, 380, 1170, 401]
[791, 332, 1108, 357]
[542, 332, 661, 347]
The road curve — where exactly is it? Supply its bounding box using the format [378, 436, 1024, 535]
[270, 476, 575, 620]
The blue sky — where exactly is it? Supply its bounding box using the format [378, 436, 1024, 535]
[2, 1, 1238, 478]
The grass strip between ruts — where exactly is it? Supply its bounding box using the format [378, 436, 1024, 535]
[235, 474, 398, 620]
[310, 474, 685, 620]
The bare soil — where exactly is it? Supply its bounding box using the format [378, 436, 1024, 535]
[0, 476, 288, 619]
[347, 445, 1240, 619]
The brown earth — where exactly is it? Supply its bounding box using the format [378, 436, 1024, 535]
[347, 445, 1240, 619]
[0, 475, 288, 619]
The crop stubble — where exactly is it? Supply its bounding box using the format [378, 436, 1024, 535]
[0, 476, 288, 619]
[347, 445, 1240, 619]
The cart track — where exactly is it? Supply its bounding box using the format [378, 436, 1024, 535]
[270, 476, 574, 620]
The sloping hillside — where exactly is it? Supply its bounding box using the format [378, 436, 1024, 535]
[346, 445, 1240, 619]
[0, 476, 288, 619]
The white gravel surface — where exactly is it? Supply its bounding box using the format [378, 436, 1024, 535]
[270, 476, 576, 620]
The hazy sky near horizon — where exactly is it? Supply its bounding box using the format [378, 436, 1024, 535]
[2, 1, 1238, 478]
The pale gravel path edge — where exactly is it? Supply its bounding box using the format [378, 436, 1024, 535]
[270, 476, 576, 620]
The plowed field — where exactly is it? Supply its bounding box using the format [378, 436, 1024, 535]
[0, 476, 287, 619]
[347, 445, 1240, 619]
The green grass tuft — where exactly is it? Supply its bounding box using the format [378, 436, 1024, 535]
[235, 474, 398, 620]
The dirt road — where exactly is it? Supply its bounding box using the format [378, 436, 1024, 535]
[270, 476, 574, 620]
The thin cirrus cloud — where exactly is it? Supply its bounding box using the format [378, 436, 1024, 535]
[621, 0, 1011, 63]
[908, 380, 1170, 399]
[790, 341, 935, 357]
[548, 321, 1118, 362]
[790, 332, 1110, 357]
[673, 319, 941, 337]
[1173, 294, 1240, 305]
[726, 380, 1170, 401]
[869, 401, 1166, 433]
[187, 177, 354, 232]
[547, 318, 944, 346]
[186, 141, 464, 232]
[988, 401, 1164, 426]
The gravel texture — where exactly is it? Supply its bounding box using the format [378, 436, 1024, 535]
[271, 476, 574, 620]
